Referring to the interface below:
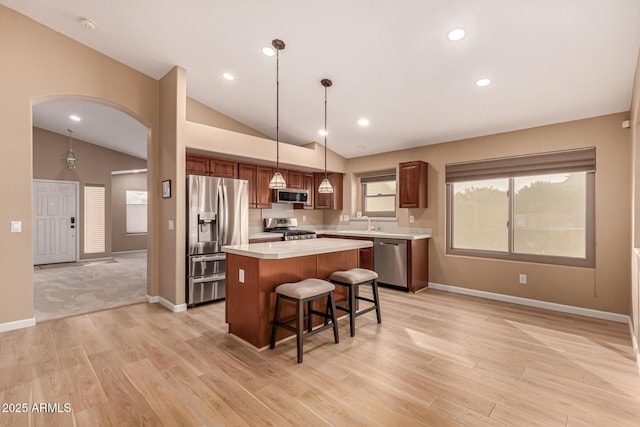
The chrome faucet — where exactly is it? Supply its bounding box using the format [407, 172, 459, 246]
[361, 216, 373, 231]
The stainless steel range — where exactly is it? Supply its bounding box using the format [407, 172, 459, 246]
[264, 217, 316, 241]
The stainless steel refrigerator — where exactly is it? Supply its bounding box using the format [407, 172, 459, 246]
[187, 175, 248, 306]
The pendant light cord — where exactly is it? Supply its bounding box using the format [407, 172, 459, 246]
[324, 85, 328, 178]
[276, 46, 280, 173]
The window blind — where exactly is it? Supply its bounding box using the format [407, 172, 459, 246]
[84, 185, 105, 253]
[445, 147, 596, 183]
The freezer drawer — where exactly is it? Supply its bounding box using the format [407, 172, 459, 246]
[189, 253, 226, 277]
[374, 238, 408, 288]
[188, 274, 226, 305]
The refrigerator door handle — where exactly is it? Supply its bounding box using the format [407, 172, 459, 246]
[221, 182, 229, 245]
[217, 181, 225, 245]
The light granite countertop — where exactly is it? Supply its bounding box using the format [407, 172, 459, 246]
[223, 238, 372, 259]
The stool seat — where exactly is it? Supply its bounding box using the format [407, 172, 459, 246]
[276, 279, 335, 299]
[330, 268, 378, 284]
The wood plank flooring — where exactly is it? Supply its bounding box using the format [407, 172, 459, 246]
[1, 288, 640, 426]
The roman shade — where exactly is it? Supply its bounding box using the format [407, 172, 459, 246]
[445, 147, 596, 183]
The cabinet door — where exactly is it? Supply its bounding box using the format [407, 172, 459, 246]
[303, 173, 315, 209]
[210, 158, 238, 178]
[186, 154, 209, 175]
[399, 161, 428, 208]
[358, 246, 374, 270]
[314, 173, 343, 210]
[287, 170, 304, 189]
[256, 166, 273, 208]
[238, 163, 257, 208]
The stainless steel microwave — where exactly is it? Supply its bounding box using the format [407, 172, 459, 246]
[276, 189, 310, 204]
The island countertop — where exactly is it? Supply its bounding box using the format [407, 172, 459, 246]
[223, 238, 372, 260]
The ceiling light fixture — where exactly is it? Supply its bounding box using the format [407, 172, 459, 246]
[222, 72, 235, 81]
[318, 129, 328, 136]
[262, 46, 275, 57]
[318, 78, 334, 194]
[69, 114, 81, 122]
[447, 28, 466, 41]
[358, 118, 369, 127]
[63, 129, 79, 169]
[268, 39, 287, 189]
[475, 77, 492, 87]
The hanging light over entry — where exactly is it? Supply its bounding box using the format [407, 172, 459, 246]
[63, 128, 79, 169]
[318, 78, 334, 194]
[269, 39, 287, 189]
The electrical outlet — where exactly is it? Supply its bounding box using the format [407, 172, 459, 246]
[519, 274, 527, 284]
[302, 215, 307, 222]
[339, 215, 344, 221]
[356, 211, 362, 218]
[10, 221, 22, 233]
[239, 269, 245, 283]
[409, 215, 415, 224]
[344, 214, 349, 221]
[168, 220, 174, 230]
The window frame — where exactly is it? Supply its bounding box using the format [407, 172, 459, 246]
[361, 174, 397, 218]
[445, 149, 596, 268]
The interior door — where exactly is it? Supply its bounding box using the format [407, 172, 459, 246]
[33, 180, 78, 265]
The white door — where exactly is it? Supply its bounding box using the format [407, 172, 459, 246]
[33, 180, 78, 265]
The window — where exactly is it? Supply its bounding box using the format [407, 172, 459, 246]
[446, 148, 595, 267]
[84, 185, 105, 254]
[126, 190, 148, 234]
[361, 175, 396, 217]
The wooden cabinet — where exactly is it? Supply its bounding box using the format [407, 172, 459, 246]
[238, 163, 257, 208]
[186, 154, 209, 175]
[256, 166, 273, 208]
[287, 170, 304, 189]
[399, 161, 428, 208]
[407, 239, 429, 292]
[314, 173, 343, 210]
[303, 173, 315, 210]
[210, 158, 238, 178]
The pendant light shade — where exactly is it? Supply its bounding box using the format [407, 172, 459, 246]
[318, 78, 334, 194]
[269, 39, 287, 189]
[63, 128, 79, 169]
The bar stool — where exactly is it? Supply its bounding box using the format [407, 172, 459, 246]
[329, 268, 381, 337]
[270, 278, 339, 363]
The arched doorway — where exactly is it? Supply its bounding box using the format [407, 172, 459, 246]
[31, 96, 151, 321]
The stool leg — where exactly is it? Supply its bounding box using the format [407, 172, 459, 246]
[307, 301, 313, 333]
[329, 292, 339, 344]
[270, 294, 282, 349]
[372, 279, 382, 324]
[348, 283, 356, 337]
[296, 299, 304, 363]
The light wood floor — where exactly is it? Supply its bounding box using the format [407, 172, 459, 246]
[1, 288, 640, 426]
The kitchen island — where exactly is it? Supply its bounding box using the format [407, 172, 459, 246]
[222, 238, 373, 348]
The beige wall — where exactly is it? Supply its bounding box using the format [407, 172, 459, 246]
[630, 49, 640, 350]
[0, 6, 159, 324]
[346, 113, 632, 315]
[33, 127, 147, 258]
[112, 172, 148, 252]
[186, 97, 269, 139]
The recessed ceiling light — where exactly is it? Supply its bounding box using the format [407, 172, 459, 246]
[318, 129, 328, 136]
[222, 73, 235, 81]
[358, 118, 370, 127]
[79, 18, 97, 30]
[262, 46, 275, 57]
[475, 78, 492, 87]
[447, 28, 466, 41]
[69, 115, 81, 122]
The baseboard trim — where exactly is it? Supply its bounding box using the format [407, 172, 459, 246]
[112, 249, 147, 254]
[146, 295, 186, 313]
[0, 317, 36, 333]
[428, 282, 629, 323]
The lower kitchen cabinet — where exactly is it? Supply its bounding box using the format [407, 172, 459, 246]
[320, 235, 373, 270]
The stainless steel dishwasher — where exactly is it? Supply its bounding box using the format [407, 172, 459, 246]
[374, 238, 407, 288]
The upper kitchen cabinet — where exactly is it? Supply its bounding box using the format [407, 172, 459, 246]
[399, 161, 428, 208]
[256, 166, 273, 208]
[210, 158, 238, 178]
[186, 154, 209, 175]
[314, 173, 343, 210]
[287, 170, 304, 189]
[238, 163, 257, 208]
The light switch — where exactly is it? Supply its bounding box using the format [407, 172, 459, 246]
[10, 221, 22, 233]
[168, 220, 174, 230]
[239, 269, 245, 283]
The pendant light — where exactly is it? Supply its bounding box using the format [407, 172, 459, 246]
[318, 78, 334, 194]
[63, 128, 79, 169]
[268, 39, 287, 189]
